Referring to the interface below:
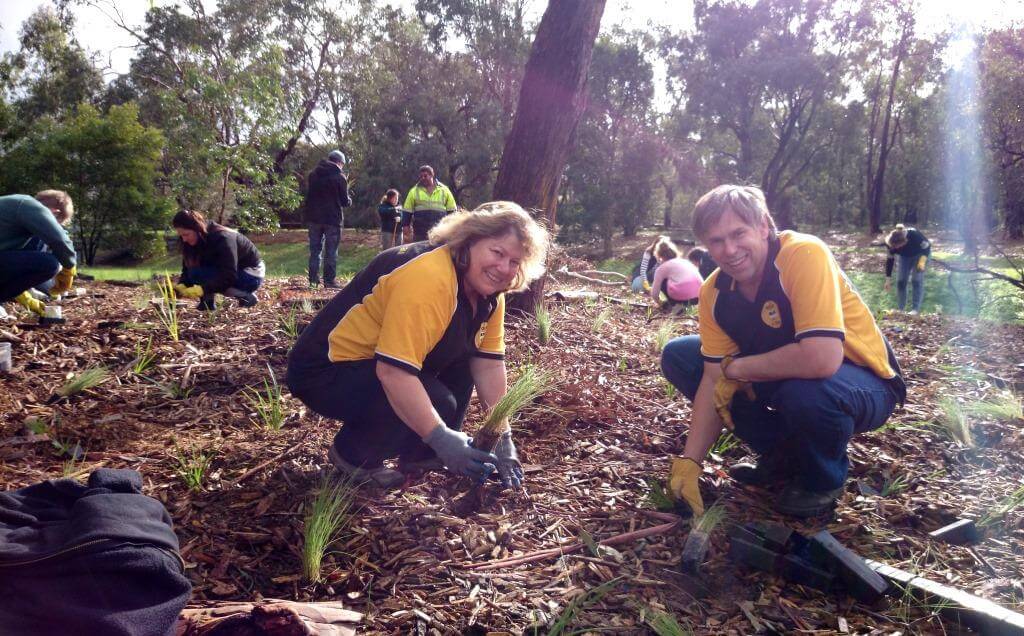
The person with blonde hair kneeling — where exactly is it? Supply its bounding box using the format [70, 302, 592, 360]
[287, 202, 549, 489]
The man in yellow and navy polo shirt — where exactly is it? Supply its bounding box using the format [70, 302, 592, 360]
[404, 165, 456, 242]
[660, 185, 905, 518]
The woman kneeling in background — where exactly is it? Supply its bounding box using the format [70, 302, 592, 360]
[171, 210, 265, 310]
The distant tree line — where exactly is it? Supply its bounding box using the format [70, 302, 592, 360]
[1, 0, 1022, 263]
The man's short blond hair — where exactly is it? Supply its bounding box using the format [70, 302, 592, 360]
[35, 190, 74, 225]
[692, 185, 777, 240]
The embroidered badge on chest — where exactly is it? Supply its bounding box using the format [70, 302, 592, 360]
[761, 300, 782, 328]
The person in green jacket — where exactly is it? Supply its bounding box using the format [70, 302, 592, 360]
[404, 165, 456, 242]
[0, 191, 77, 318]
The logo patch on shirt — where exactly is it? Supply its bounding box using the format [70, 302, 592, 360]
[475, 322, 488, 347]
[761, 300, 782, 329]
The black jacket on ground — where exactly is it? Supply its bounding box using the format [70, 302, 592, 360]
[181, 222, 262, 293]
[0, 468, 191, 636]
[303, 160, 351, 226]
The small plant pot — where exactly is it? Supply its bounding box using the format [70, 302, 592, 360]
[74, 287, 87, 297]
[44, 305, 62, 320]
[0, 342, 12, 373]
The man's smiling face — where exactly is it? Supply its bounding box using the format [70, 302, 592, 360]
[702, 209, 771, 286]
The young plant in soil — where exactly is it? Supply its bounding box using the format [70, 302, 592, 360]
[175, 445, 215, 492]
[154, 273, 180, 342]
[302, 475, 358, 584]
[709, 431, 738, 456]
[535, 302, 551, 345]
[58, 367, 109, 397]
[644, 609, 693, 636]
[246, 366, 286, 431]
[591, 307, 612, 332]
[653, 321, 676, 352]
[965, 391, 1023, 421]
[936, 396, 974, 447]
[978, 484, 1024, 529]
[546, 577, 621, 635]
[131, 337, 157, 374]
[473, 364, 556, 453]
[279, 307, 301, 340]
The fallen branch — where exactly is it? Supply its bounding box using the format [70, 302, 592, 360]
[932, 258, 1024, 292]
[556, 266, 625, 286]
[227, 440, 305, 487]
[580, 269, 630, 283]
[461, 517, 680, 571]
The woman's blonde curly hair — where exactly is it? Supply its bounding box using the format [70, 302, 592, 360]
[428, 201, 549, 292]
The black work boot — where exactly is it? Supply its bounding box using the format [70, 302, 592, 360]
[729, 452, 792, 487]
[774, 484, 844, 518]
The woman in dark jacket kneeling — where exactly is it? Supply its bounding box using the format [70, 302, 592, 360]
[287, 202, 549, 489]
[171, 210, 265, 309]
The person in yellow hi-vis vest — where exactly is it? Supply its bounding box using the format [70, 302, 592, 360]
[404, 165, 456, 242]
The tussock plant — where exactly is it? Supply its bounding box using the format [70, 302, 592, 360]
[58, 367, 109, 397]
[279, 307, 301, 340]
[965, 391, 1023, 422]
[132, 337, 157, 374]
[978, 484, 1024, 529]
[591, 307, 612, 332]
[694, 502, 727, 533]
[247, 366, 286, 431]
[936, 396, 974, 447]
[653, 321, 676, 352]
[662, 378, 677, 400]
[547, 578, 621, 636]
[302, 475, 358, 584]
[175, 445, 215, 492]
[644, 610, 693, 636]
[154, 273, 180, 341]
[535, 303, 551, 345]
[644, 477, 676, 512]
[709, 431, 739, 456]
[474, 364, 556, 452]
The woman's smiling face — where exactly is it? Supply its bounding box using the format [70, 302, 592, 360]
[463, 232, 524, 299]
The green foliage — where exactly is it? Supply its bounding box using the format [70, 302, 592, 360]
[480, 365, 556, 437]
[303, 475, 358, 584]
[881, 473, 910, 497]
[591, 307, 612, 332]
[0, 103, 172, 265]
[978, 484, 1024, 529]
[58, 367, 109, 397]
[153, 274, 180, 342]
[175, 445, 215, 492]
[644, 609, 693, 636]
[246, 367, 287, 431]
[546, 578, 621, 636]
[644, 477, 676, 512]
[662, 378, 677, 400]
[279, 307, 301, 340]
[131, 337, 157, 374]
[535, 303, 551, 345]
[936, 397, 974, 448]
[653, 321, 676, 352]
[965, 392, 1024, 421]
[710, 432, 739, 456]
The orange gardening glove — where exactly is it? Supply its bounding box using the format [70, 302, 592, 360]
[50, 265, 76, 297]
[668, 457, 705, 516]
[916, 255, 927, 272]
[713, 356, 755, 431]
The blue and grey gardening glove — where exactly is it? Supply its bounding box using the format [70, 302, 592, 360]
[424, 425, 498, 481]
[494, 432, 524, 489]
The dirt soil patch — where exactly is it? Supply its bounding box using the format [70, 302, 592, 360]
[1, 266, 1023, 633]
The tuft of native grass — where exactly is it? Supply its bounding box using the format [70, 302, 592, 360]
[302, 475, 358, 584]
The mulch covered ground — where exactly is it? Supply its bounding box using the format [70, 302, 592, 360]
[1, 241, 1023, 634]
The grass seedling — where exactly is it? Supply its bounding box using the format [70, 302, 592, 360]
[937, 396, 974, 447]
[653, 321, 676, 352]
[644, 609, 693, 636]
[644, 477, 676, 512]
[978, 484, 1024, 529]
[965, 391, 1023, 422]
[591, 307, 612, 332]
[694, 503, 727, 534]
[131, 337, 157, 374]
[881, 473, 910, 497]
[154, 273, 180, 341]
[710, 431, 739, 456]
[535, 302, 551, 345]
[279, 307, 300, 340]
[302, 475, 358, 584]
[161, 380, 192, 400]
[25, 416, 49, 436]
[300, 298, 314, 314]
[546, 577, 621, 636]
[57, 367, 109, 397]
[246, 366, 286, 431]
[617, 357, 628, 372]
[474, 364, 556, 452]
[175, 445, 215, 492]
[662, 378, 677, 400]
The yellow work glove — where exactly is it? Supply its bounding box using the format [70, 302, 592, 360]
[14, 291, 46, 316]
[642, 279, 651, 292]
[668, 457, 705, 517]
[713, 356, 755, 431]
[49, 265, 76, 297]
[916, 255, 927, 272]
[174, 284, 204, 299]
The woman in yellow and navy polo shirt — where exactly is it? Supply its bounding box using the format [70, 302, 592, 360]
[287, 202, 548, 488]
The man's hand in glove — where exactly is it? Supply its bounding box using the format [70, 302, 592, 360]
[14, 291, 45, 316]
[174, 284, 204, 299]
[50, 265, 76, 296]
[916, 255, 927, 272]
[713, 356, 755, 430]
[668, 457, 705, 517]
[423, 425, 498, 481]
[493, 432, 524, 488]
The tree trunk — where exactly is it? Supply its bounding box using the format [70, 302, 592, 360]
[492, 0, 606, 312]
[868, 28, 909, 235]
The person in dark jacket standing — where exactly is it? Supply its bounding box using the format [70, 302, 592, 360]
[377, 189, 404, 251]
[304, 150, 351, 288]
[171, 210, 265, 309]
[883, 224, 931, 315]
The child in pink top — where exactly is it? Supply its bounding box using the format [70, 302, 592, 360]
[649, 237, 703, 306]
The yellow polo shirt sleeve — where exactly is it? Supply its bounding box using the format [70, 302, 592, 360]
[778, 237, 845, 340]
[698, 275, 739, 362]
[475, 294, 505, 359]
[374, 268, 456, 373]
